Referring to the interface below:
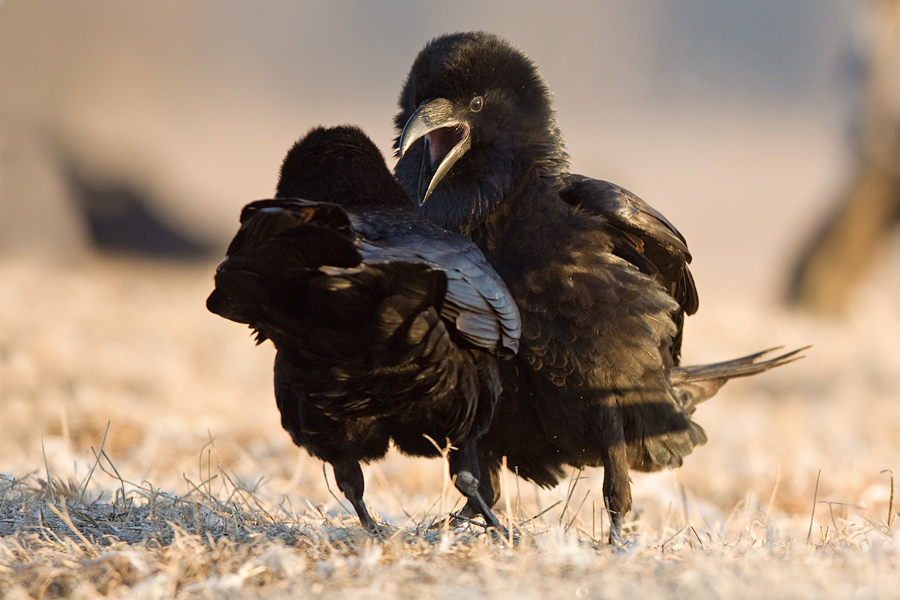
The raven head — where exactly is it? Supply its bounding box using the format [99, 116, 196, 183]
[394, 32, 569, 233]
[278, 125, 411, 209]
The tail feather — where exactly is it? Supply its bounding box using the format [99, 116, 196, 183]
[672, 346, 809, 410]
[630, 345, 808, 473]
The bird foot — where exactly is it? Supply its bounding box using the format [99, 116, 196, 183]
[608, 528, 626, 547]
[357, 520, 395, 539]
[453, 471, 505, 529]
[607, 512, 627, 547]
[355, 511, 393, 538]
[448, 512, 518, 543]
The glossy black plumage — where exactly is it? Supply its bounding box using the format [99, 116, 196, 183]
[207, 125, 520, 532]
[394, 32, 804, 542]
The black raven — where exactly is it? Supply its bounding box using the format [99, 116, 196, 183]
[207, 125, 520, 532]
[394, 32, 804, 543]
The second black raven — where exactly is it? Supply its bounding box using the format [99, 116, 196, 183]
[394, 32, 804, 543]
[208, 125, 520, 532]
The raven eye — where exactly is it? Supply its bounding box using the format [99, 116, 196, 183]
[469, 96, 484, 112]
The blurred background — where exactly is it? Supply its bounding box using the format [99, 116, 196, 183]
[2, 0, 881, 297]
[1, 0, 898, 534]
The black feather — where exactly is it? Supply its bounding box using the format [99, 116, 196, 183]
[208, 125, 521, 532]
[394, 32, 805, 542]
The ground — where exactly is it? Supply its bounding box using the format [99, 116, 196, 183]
[0, 258, 898, 599]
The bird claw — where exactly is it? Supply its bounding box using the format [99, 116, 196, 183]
[449, 512, 520, 543]
[356, 511, 393, 538]
[607, 512, 627, 547]
[363, 521, 394, 538]
[608, 528, 626, 547]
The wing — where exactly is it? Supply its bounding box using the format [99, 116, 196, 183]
[423, 230, 521, 358]
[208, 198, 457, 414]
[560, 175, 698, 363]
[350, 212, 521, 358]
[207, 199, 360, 328]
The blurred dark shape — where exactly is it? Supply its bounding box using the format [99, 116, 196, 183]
[787, 0, 900, 314]
[1, 127, 213, 262]
[71, 172, 215, 260]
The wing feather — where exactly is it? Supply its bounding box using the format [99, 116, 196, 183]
[561, 175, 698, 362]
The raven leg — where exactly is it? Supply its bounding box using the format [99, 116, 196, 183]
[458, 456, 501, 516]
[481, 461, 502, 508]
[448, 441, 503, 530]
[331, 460, 380, 533]
[602, 439, 632, 546]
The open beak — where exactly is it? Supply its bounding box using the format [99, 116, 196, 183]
[398, 98, 471, 204]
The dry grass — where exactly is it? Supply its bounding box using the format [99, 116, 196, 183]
[1, 258, 899, 599]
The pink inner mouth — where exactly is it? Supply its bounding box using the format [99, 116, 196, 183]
[425, 125, 468, 169]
